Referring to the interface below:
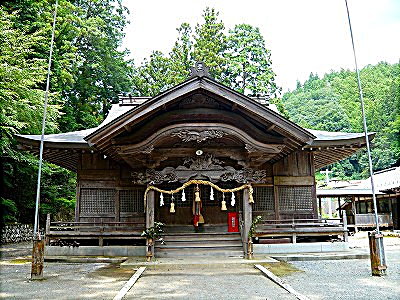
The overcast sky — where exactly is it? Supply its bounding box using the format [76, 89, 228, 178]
[121, 0, 400, 92]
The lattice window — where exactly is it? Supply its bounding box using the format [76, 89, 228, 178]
[278, 186, 313, 211]
[295, 187, 313, 210]
[80, 188, 115, 215]
[120, 189, 145, 213]
[253, 186, 274, 211]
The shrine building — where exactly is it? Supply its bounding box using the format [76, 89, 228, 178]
[16, 63, 373, 257]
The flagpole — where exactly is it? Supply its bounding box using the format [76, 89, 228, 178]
[344, 0, 386, 276]
[31, 0, 58, 280]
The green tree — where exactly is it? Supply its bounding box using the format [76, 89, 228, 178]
[192, 7, 227, 81]
[1, 0, 132, 223]
[225, 24, 278, 97]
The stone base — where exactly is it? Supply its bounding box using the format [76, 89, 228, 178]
[254, 242, 349, 254]
[45, 245, 146, 257]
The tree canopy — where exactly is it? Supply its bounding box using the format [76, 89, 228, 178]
[282, 62, 400, 178]
[131, 7, 278, 99]
[1, 0, 132, 224]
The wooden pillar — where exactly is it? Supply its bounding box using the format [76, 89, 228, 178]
[45, 214, 51, 246]
[338, 197, 342, 219]
[115, 189, 120, 222]
[243, 189, 252, 258]
[318, 196, 322, 219]
[146, 190, 155, 229]
[342, 210, 348, 242]
[146, 190, 155, 259]
[352, 196, 358, 233]
[273, 184, 280, 220]
[75, 183, 81, 222]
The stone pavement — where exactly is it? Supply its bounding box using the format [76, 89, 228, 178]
[125, 264, 296, 300]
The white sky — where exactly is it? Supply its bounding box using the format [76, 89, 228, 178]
[122, 0, 400, 92]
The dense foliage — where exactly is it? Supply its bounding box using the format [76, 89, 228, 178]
[283, 62, 400, 179]
[0, 0, 132, 224]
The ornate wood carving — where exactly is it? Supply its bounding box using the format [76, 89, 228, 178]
[131, 154, 268, 184]
[171, 129, 228, 143]
[189, 61, 210, 78]
[180, 95, 217, 107]
[220, 168, 267, 183]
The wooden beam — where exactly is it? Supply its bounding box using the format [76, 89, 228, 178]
[274, 176, 314, 186]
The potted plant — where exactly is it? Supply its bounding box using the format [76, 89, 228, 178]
[247, 216, 262, 259]
[141, 222, 165, 261]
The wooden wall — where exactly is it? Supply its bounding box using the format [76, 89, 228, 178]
[253, 151, 317, 220]
[75, 150, 318, 225]
[76, 153, 145, 224]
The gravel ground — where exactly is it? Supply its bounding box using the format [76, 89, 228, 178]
[0, 242, 31, 260]
[285, 235, 400, 300]
[1, 233, 399, 300]
[126, 265, 296, 300]
[0, 262, 132, 299]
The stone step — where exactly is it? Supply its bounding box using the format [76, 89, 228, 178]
[161, 235, 241, 242]
[163, 225, 229, 233]
[162, 232, 240, 237]
[155, 248, 244, 258]
[156, 242, 243, 249]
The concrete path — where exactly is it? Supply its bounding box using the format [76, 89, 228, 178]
[125, 264, 296, 300]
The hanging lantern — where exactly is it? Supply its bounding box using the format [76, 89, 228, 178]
[221, 193, 227, 211]
[195, 185, 201, 202]
[160, 193, 164, 206]
[181, 189, 186, 202]
[231, 192, 236, 206]
[210, 186, 214, 200]
[170, 195, 175, 213]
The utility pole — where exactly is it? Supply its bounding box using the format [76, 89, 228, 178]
[31, 0, 58, 280]
[344, 0, 386, 276]
[320, 169, 333, 185]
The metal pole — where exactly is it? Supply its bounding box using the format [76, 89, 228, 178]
[31, 0, 58, 280]
[344, 0, 386, 276]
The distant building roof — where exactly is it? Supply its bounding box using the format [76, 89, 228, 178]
[317, 167, 400, 197]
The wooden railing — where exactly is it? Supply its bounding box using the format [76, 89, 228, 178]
[254, 214, 348, 243]
[45, 214, 145, 246]
[349, 213, 393, 227]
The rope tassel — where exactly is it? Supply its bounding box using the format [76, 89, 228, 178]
[210, 186, 214, 200]
[170, 195, 175, 213]
[181, 189, 186, 202]
[160, 193, 164, 206]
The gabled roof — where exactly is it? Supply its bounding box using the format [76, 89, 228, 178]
[15, 72, 375, 171]
[84, 75, 316, 149]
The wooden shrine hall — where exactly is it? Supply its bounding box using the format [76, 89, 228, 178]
[17, 62, 372, 257]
